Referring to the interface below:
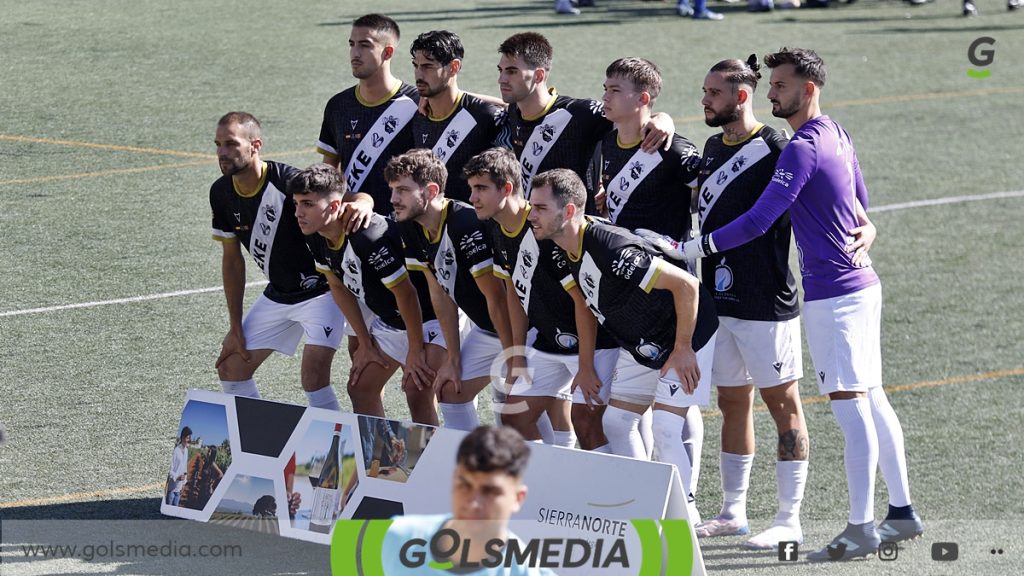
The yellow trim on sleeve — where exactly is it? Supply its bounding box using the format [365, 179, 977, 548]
[493, 267, 511, 280]
[212, 235, 238, 243]
[317, 146, 338, 159]
[356, 82, 403, 107]
[383, 270, 410, 289]
[642, 260, 664, 294]
[470, 265, 493, 278]
[563, 279, 578, 292]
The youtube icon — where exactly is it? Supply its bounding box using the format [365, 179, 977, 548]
[932, 542, 959, 561]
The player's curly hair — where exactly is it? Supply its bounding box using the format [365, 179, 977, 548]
[462, 148, 522, 197]
[709, 55, 762, 92]
[410, 30, 464, 66]
[765, 47, 827, 87]
[384, 149, 448, 194]
[606, 57, 662, 100]
[498, 32, 553, 71]
[456, 426, 530, 478]
[287, 163, 348, 198]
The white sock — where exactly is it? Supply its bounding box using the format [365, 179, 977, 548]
[652, 410, 693, 496]
[682, 408, 704, 496]
[775, 460, 807, 527]
[220, 379, 260, 399]
[305, 386, 340, 411]
[719, 452, 753, 522]
[831, 398, 878, 524]
[440, 401, 480, 431]
[591, 444, 612, 454]
[639, 408, 654, 459]
[537, 411, 555, 445]
[553, 430, 577, 449]
[603, 406, 646, 458]
[868, 387, 912, 507]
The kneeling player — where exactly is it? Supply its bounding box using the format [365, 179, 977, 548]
[292, 164, 444, 425]
[530, 169, 718, 521]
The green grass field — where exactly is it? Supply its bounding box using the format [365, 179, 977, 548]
[1, 0, 1023, 574]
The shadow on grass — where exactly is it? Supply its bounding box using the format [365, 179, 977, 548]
[2, 498, 165, 520]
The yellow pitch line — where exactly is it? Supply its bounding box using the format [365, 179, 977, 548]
[0, 134, 214, 159]
[0, 148, 318, 187]
[1, 483, 163, 509]
[676, 85, 1024, 124]
[6, 367, 1020, 509]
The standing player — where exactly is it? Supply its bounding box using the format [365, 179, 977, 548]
[689, 56, 808, 550]
[387, 150, 515, 431]
[292, 164, 445, 425]
[530, 169, 718, 521]
[409, 30, 508, 204]
[496, 33, 674, 213]
[466, 148, 620, 451]
[210, 112, 369, 409]
[317, 14, 418, 215]
[678, 48, 922, 560]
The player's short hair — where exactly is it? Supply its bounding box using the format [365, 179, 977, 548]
[287, 163, 348, 198]
[498, 32, 553, 71]
[606, 57, 662, 100]
[179, 426, 192, 440]
[352, 13, 400, 44]
[709, 54, 763, 92]
[410, 30, 464, 66]
[384, 149, 448, 195]
[456, 426, 530, 479]
[462, 148, 523, 197]
[217, 111, 261, 140]
[532, 168, 585, 212]
[764, 47, 826, 87]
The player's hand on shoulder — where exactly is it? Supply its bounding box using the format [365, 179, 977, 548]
[341, 196, 374, 232]
[641, 114, 674, 153]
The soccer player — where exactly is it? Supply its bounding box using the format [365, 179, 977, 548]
[529, 168, 718, 522]
[677, 48, 922, 560]
[317, 14, 418, 215]
[381, 425, 555, 575]
[409, 30, 508, 204]
[387, 150, 515, 431]
[210, 112, 370, 408]
[465, 148, 620, 451]
[496, 33, 674, 214]
[689, 56, 808, 550]
[291, 164, 445, 425]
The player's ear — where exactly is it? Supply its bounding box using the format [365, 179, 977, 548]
[736, 88, 749, 105]
[427, 182, 441, 200]
[382, 45, 394, 61]
[803, 80, 816, 98]
[449, 58, 462, 75]
[639, 91, 652, 107]
[514, 483, 528, 509]
[250, 138, 263, 154]
[502, 180, 514, 197]
[533, 67, 546, 85]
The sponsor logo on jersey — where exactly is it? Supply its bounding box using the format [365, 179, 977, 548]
[731, 155, 747, 173]
[704, 156, 714, 166]
[427, 331, 438, 342]
[611, 248, 644, 280]
[371, 133, 385, 148]
[582, 272, 596, 294]
[714, 258, 733, 292]
[629, 161, 644, 180]
[435, 146, 448, 161]
[259, 223, 271, 235]
[459, 231, 487, 257]
[421, 133, 430, 144]
[532, 141, 544, 156]
[540, 124, 556, 142]
[819, 370, 826, 382]
[299, 273, 321, 290]
[772, 168, 795, 187]
[554, 328, 579, 350]
[383, 115, 398, 134]
[773, 361, 783, 374]
[369, 247, 396, 271]
[635, 339, 663, 361]
[589, 100, 603, 116]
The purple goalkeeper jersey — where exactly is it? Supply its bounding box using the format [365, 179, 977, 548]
[708, 115, 879, 301]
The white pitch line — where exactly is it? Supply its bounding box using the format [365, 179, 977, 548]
[1, 189, 1021, 319]
[869, 190, 1024, 213]
[0, 281, 268, 318]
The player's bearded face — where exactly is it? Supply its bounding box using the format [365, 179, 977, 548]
[389, 178, 428, 222]
[413, 52, 452, 98]
[705, 102, 740, 128]
[349, 28, 388, 80]
[527, 189, 567, 241]
[767, 65, 804, 119]
[215, 124, 255, 176]
[702, 73, 741, 128]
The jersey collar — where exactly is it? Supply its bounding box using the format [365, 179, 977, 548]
[567, 218, 588, 262]
[428, 91, 464, 122]
[500, 204, 531, 238]
[355, 81, 403, 107]
[522, 87, 558, 122]
[232, 161, 267, 198]
[722, 122, 765, 146]
[421, 199, 451, 244]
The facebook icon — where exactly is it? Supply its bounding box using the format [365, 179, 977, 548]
[778, 541, 799, 562]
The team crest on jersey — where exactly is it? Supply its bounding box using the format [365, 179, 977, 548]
[369, 247, 395, 270]
[581, 272, 596, 294]
[635, 339, 663, 361]
[629, 161, 644, 180]
[532, 142, 544, 155]
[344, 257, 359, 275]
[731, 155, 747, 173]
[383, 115, 399, 134]
[618, 176, 631, 192]
[554, 328, 579, 350]
[540, 124, 556, 143]
[263, 205, 277, 222]
[299, 273, 321, 290]
[715, 171, 728, 185]
[372, 133, 385, 148]
[446, 129, 460, 148]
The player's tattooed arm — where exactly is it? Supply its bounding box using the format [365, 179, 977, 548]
[640, 113, 676, 153]
[216, 240, 251, 367]
[778, 429, 809, 461]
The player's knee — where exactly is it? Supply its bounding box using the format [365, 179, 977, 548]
[652, 410, 686, 446]
[217, 356, 253, 381]
[717, 388, 753, 417]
